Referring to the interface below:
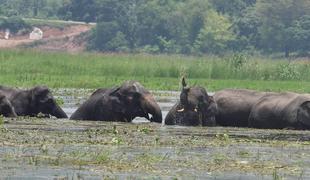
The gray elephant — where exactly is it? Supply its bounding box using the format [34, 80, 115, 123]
[0, 86, 67, 118]
[165, 78, 217, 126]
[0, 92, 17, 117]
[70, 81, 162, 122]
[214, 89, 272, 127]
[248, 92, 310, 130]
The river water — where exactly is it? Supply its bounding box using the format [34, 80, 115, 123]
[1, 89, 310, 179]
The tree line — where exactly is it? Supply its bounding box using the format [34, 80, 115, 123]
[0, 0, 309, 57]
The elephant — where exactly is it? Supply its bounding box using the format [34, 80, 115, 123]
[248, 92, 310, 130]
[0, 92, 17, 117]
[165, 78, 217, 126]
[214, 89, 273, 127]
[0, 86, 68, 118]
[70, 80, 162, 122]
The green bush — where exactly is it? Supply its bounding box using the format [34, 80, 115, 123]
[0, 16, 31, 34]
[87, 21, 129, 52]
[276, 63, 301, 80]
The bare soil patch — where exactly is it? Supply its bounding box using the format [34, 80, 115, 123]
[0, 25, 92, 52]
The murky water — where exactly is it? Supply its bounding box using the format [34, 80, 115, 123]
[1, 89, 310, 179]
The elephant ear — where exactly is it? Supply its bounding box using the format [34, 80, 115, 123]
[109, 87, 121, 96]
[110, 96, 125, 114]
[31, 86, 50, 100]
[107, 87, 129, 113]
[297, 101, 310, 127]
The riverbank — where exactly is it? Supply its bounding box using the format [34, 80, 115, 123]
[1, 49, 310, 92]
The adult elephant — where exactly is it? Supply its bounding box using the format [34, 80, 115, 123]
[248, 92, 310, 130]
[0, 86, 67, 118]
[214, 89, 272, 127]
[70, 81, 162, 123]
[0, 92, 17, 117]
[165, 78, 217, 126]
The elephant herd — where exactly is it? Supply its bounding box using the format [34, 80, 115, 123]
[1, 79, 310, 130]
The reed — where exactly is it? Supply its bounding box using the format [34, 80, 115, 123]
[0, 49, 309, 92]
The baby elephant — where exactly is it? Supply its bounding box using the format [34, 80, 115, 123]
[70, 80, 162, 122]
[249, 92, 310, 130]
[0, 93, 17, 117]
[165, 78, 217, 126]
[0, 85, 67, 118]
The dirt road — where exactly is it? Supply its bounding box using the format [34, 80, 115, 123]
[0, 23, 93, 51]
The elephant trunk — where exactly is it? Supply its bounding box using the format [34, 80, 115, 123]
[141, 94, 162, 123]
[51, 105, 68, 118]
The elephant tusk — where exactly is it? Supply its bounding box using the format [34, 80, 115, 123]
[177, 108, 184, 112]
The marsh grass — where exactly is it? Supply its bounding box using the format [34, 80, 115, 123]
[1, 49, 310, 92]
[0, 115, 3, 127]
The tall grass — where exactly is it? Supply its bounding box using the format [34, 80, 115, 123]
[0, 49, 310, 92]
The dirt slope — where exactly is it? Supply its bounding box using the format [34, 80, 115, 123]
[0, 24, 92, 52]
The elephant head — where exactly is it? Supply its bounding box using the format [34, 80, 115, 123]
[0, 94, 17, 117]
[165, 77, 216, 126]
[117, 81, 162, 123]
[30, 86, 68, 118]
[297, 100, 310, 129]
[70, 81, 162, 122]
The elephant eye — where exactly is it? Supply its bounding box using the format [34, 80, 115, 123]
[47, 98, 54, 104]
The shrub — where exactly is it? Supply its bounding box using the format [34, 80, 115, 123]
[0, 16, 31, 34]
[276, 63, 301, 80]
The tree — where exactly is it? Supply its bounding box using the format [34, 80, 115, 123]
[287, 15, 310, 55]
[88, 21, 129, 51]
[58, 0, 97, 22]
[232, 7, 261, 51]
[194, 10, 235, 54]
[210, 0, 256, 17]
[255, 0, 310, 57]
[0, 16, 31, 33]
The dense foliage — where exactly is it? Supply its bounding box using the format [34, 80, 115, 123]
[0, 16, 30, 33]
[0, 0, 64, 18]
[0, 0, 309, 56]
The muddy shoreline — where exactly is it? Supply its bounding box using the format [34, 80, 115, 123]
[1, 89, 310, 179]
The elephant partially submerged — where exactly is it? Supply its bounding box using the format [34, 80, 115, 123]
[165, 78, 217, 126]
[70, 81, 162, 122]
[214, 89, 272, 127]
[0, 86, 67, 118]
[248, 92, 310, 130]
[0, 92, 17, 117]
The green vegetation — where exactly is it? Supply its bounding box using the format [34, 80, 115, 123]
[1, 49, 310, 92]
[61, 0, 310, 56]
[0, 0, 63, 19]
[24, 18, 72, 29]
[0, 16, 31, 33]
[1, 0, 309, 56]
